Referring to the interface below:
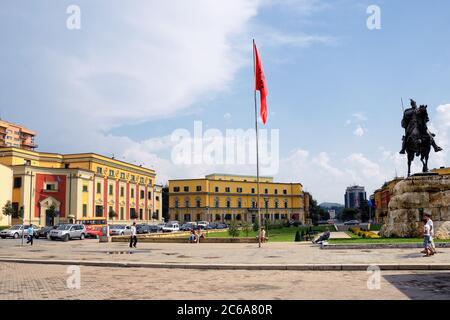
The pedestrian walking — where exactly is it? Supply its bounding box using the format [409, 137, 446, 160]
[424, 213, 436, 255]
[26, 225, 34, 246]
[129, 222, 137, 248]
[197, 227, 204, 243]
[422, 218, 432, 257]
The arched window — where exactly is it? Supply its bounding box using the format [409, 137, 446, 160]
[274, 199, 279, 209]
[215, 197, 219, 208]
[251, 199, 256, 208]
[226, 198, 231, 208]
[237, 198, 242, 208]
[195, 198, 201, 208]
[174, 198, 179, 208]
[184, 198, 190, 208]
[284, 199, 288, 209]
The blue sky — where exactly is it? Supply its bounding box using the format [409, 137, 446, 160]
[1, 0, 450, 203]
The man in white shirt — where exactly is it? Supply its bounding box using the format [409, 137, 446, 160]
[129, 222, 137, 248]
[425, 213, 436, 254]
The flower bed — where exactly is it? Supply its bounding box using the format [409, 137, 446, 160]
[348, 227, 380, 239]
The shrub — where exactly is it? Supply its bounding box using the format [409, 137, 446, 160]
[228, 221, 240, 238]
[295, 230, 302, 242]
[252, 220, 259, 232]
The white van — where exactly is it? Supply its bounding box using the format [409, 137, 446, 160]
[162, 222, 180, 232]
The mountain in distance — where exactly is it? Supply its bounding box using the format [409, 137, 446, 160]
[319, 202, 344, 209]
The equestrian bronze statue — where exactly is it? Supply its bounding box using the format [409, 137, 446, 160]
[400, 99, 443, 176]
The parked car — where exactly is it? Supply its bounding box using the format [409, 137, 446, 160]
[206, 223, 217, 230]
[110, 225, 131, 236]
[85, 226, 112, 238]
[0, 224, 39, 239]
[344, 220, 360, 226]
[197, 221, 209, 228]
[147, 225, 159, 233]
[136, 224, 152, 234]
[216, 223, 227, 229]
[49, 224, 86, 241]
[35, 225, 58, 239]
[162, 222, 180, 232]
[156, 223, 166, 232]
[180, 223, 192, 231]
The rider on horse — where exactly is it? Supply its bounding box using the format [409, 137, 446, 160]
[399, 99, 443, 154]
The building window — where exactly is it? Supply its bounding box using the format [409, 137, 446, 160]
[283, 189, 287, 195]
[140, 190, 145, 199]
[196, 200, 201, 208]
[275, 213, 280, 220]
[120, 187, 125, 197]
[215, 186, 219, 192]
[185, 200, 190, 208]
[82, 204, 87, 217]
[96, 182, 101, 194]
[120, 172, 125, 179]
[226, 199, 231, 208]
[251, 188, 255, 194]
[236, 187, 243, 193]
[225, 187, 230, 193]
[82, 185, 88, 192]
[95, 205, 103, 217]
[284, 201, 288, 209]
[109, 170, 114, 177]
[45, 183, 57, 191]
[120, 207, 124, 220]
[196, 186, 202, 192]
[237, 199, 242, 208]
[131, 188, 135, 198]
[13, 177, 22, 188]
[264, 188, 268, 194]
[252, 200, 256, 208]
[109, 185, 113, 195]
[265, 200, 269, 209]
[184, 186, 189, 192]
[130, 175, 135, 182]
[274, 189, 278, 195]
[173, 187, 180, 192]
[96, 167, 103, 174]
[275, 201, 279, 209]
[140, 177, 144, 184]
[174, 199, 179, 208]
[156, 196, 159, 201]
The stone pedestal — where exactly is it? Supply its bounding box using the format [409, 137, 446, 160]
[380, 174, 450, 239]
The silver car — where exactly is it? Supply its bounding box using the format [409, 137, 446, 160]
[49, 224, 86, 241]
[110, 225, 131, 236]
[0, 224, 39, 239]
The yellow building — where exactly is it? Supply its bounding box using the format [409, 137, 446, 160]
[0, 163, 13, 226]
[168, 173, 307, 224]
[0, 147, 162, 226]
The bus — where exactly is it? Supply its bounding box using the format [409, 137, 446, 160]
[75, 217, 108, 228]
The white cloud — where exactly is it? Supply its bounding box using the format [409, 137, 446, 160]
[353, 125, 365, 137]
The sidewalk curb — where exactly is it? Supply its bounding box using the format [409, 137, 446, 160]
[1, 258, 450, 271]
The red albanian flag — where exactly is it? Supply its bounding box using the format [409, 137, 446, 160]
[254, 41, 268, 124]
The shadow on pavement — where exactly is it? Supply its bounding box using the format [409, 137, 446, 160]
[383, 272, 450, 300]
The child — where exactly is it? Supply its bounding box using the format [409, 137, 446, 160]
[423, 219, 432, 257]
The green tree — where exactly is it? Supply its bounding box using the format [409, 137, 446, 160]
[228, 221, 240, 237]
[241, 221, 252, 237]
[46, 204, 58, 218]
[295, 230, 302, 242]
[341, 208, 359, 221]
[252, 220, 259, 232]
[2, 201, 14, 217]
[108, 209, 118, 220]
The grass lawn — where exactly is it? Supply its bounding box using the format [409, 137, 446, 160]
[207, 228, 298, 242]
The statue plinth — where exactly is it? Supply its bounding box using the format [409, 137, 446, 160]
[380, 174, 450, 239]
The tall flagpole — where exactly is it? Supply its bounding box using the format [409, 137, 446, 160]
[253, 39, 262, 248]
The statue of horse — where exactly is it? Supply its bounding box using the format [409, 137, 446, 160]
[405, 105, 431, 176]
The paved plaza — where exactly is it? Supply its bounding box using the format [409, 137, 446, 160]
[0, 238, 449, 266]
[1, 262, 450, 300]
[1, 239, 450, 300]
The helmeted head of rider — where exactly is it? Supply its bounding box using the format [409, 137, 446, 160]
[410, 99, 417, 109]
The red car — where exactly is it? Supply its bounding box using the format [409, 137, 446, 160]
[85, 226, 112, 238]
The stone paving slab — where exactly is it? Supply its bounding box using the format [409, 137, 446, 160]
[0, 238, 449, 267]
[1, 262, 450, 300]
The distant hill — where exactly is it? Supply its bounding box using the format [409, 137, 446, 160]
[319, 202, 344, 209]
